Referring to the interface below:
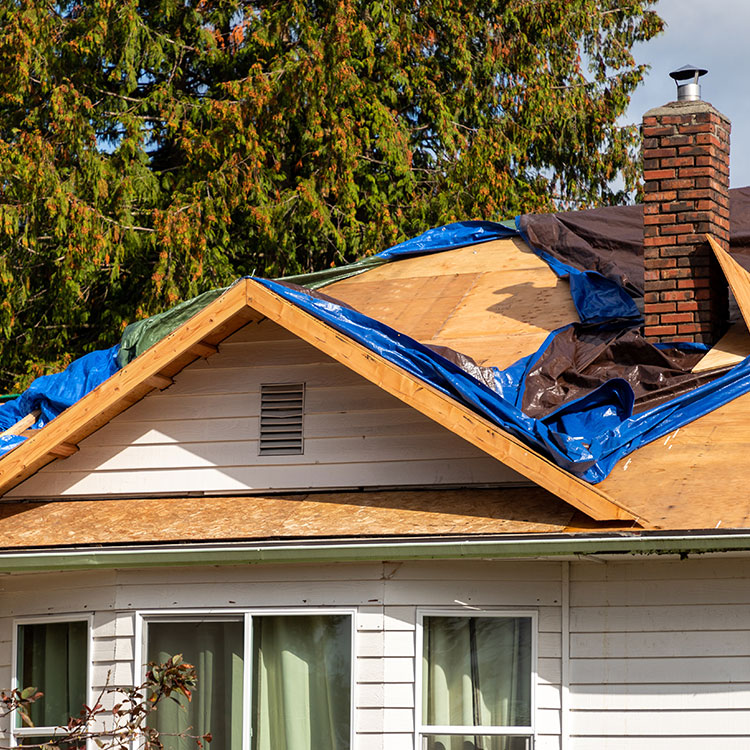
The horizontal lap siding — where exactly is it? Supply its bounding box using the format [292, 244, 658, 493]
[0, 560, 563, 750]
[569, 557, 750, 747]
[5, 553, 750, 748]
[9, 322, 522, 498]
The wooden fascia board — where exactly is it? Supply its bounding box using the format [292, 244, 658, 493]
[0, 282, 251, 496]
[243, 281, 643, 523]
[709, 235, 750, 329]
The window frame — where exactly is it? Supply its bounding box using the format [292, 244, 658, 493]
[415, 608, 537, 750]
[11, 613, 94, 748]
[135, 607, 356, 750]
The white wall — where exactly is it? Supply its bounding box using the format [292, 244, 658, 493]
[9, 320, 523, 498]
[0, 560, 563, 750]
[2, 555, 750, 749]
[568, 555, 750, 749]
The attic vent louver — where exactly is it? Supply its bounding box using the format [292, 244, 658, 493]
[259, 383, 305, 456]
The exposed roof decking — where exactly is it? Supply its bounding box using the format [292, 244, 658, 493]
[327, 237, 578, 369]
[0, 488, 581, 548]
[599, 388, 750, 529]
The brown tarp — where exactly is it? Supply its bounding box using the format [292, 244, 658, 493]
[520, 325, 716, 417]
[518, 186, 750, 296]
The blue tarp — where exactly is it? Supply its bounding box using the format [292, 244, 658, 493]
[0, 346, 119, 456]
[0, 218, 746, 483]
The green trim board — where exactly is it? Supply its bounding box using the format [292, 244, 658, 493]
[0, 532, 749, 572]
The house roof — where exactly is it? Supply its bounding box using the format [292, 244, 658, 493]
[2, 206, 750, 547]
[0, 271, 639, 523]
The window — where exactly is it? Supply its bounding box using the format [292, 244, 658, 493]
[143, 612, 352, 750]
[13, 618, 90, 748]
[259, 383, 305, 455]
[418, 612, 535, 750]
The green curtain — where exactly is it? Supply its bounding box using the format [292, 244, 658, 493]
[147, 621, 244, 750]
[422, 617, 531, 750]
[18, 621, 87, 729]
[252, 614, 351, 750]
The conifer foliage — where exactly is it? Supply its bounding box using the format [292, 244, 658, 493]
[0, 0, 662, 390]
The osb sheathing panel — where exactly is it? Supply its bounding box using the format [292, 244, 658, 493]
[0, 488, 578, 548]
[692, 320, 750, 373]
[599, 390, 750, 529]
[327, 238, 578, 369]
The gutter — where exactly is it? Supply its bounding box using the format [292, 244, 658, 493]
[1, 531, 750, 572]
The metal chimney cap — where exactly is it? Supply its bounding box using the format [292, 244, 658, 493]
[669, 65, 707, 102]
[669, 64, 708, 81]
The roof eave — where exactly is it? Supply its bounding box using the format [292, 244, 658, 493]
[1, 530, 749, 572]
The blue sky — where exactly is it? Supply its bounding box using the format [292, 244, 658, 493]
[625, 0, 750, 188]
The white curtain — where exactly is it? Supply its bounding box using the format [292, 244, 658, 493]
[18, 621, 88, 730]
[148, 620, 244, 750]
[148, 615, 351, 750]
[422, 616, 531, 750]
[252, 614, 351, 750]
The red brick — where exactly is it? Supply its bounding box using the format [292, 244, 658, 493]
[643, 324, 677, 337]
[661, 115, 692, 125]
[676, 323, 702, 334]
[644, 234, 681, 247]
[644, 213, 677, 226]
[662, 290, 692, 302]
[644, 257, 676, 271]
[660, 134, 691, 147]
[678, 145, 713, 158]
[657, 264, 693, 277]
[663, 156, 695, 168]
[678, 167, 713, 179]
[647, 302, 677, 314]
[644, 147, 678, 160]
[676, 233, 709, 245]
[644, 168, 677, 181]
[678, 277, 711, 289]
[645, 191, 678, 203]
[671, 335, 698, 343]
[660, 312, 697, 324]
[695, 133, 724, 148]
[660, 223, 695, 235]
[646, 279, 678, 292]
[642, 125, 674, 137]
[662, 178, 698, 190]
[676, 301, 700, 312]
[664, 201, 694, 213]
[677, 123, 712, 134]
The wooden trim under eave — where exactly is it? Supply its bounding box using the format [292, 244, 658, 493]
[243, 281, 643, 523]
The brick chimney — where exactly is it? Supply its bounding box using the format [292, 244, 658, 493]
[642, 66, 730, 344]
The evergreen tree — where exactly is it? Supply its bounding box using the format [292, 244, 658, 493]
[0, 0, 662, 390]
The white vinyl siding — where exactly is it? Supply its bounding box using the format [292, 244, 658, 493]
[0, 560, 562, 750]
[8, 321, 523, 498]
[2, 556, 750, 748]
[568, 555, 750, 748]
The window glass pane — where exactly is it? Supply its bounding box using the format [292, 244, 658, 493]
[423, 735, 531, 750]
[16, 735, 87, 749]
[422, 616, 532, 728]
[252, 614, 351, 750]
[148, 621, 244, 750]
[17, 622, 87, 729]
